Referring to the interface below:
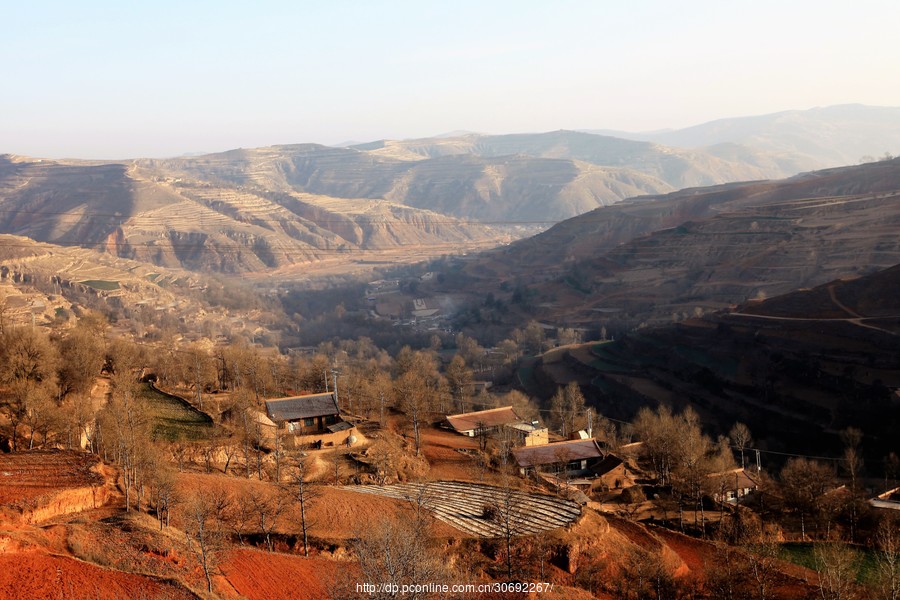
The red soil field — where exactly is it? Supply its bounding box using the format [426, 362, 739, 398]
[419, 425, 480, 481]
[0, 450, 106, 505]
[221, 548, 345, 600]
[176, 472, 461, 541]
[0, 551, 194, 599]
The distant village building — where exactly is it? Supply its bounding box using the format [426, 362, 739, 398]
[256, 392, 357, 448]
[444, 406, 550, 446]
[707, 468, 760, 504]
[512, 439, 605, 476]
[265, 392, 343, 435]
[589, 454, 630, 490]
[444, 406, 523, 437]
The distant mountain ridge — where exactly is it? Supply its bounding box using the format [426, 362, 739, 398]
[586, 104, 900, 170]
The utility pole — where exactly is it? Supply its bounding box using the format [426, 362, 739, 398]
[586, 407, 593, 438]
[755, 449, 761, 474]
[333, 369, 340, 410]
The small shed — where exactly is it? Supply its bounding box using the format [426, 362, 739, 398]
[589, 454, 631, 490]
[505, 422, 549, 447]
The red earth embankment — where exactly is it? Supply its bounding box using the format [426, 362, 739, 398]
[0, 450, 115, 524]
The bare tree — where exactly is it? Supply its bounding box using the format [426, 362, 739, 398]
[814, 542, 861, 600]
[746, 536, 781, 600]
[729, 422, 753, 469]
[780, 457, 835, 540]
[874, 516, 900, 600]
[344, 514, 452, 599]
[445, 354, 473, 413]
[0, 327, 60, 451]
[489, 475, 526, 581]
[246, 486, 290, 552]
[183, 488, 228, 594]
[291, 456, 322, 557]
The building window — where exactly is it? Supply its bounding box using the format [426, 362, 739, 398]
[304, 418, 315, 427]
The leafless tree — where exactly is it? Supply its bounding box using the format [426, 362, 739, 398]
[745, 534, 781, 600]
[874, 516, 900, 600]
[780, 457, 835, 540]
[183, 488, 229, 594]
[342, 514, 452, 599]
[729, 422, 753, 469]
[814, 542, 861, 600]
[246, 486, 290, 552]
[489, 475, 527, 581]
[291, 456, 322, 557]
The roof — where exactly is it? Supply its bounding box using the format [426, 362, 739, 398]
[513, 439, 604, 468]
[506, 422, 546, 434]
[326, 421, 353, 433]
[265, 393, 339, 422]
[445, 406, 521, 433]
[707, 468, 760, 491]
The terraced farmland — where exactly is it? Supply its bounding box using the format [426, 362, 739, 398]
[0, 450, 106, 505]
[344, 481, 581, 537]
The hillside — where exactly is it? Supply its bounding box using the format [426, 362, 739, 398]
[528, 264, 900, 461]
[358, 130, 789, 190]
[0, 234, 286, 342]
[0, 154, 500, 274]
[447, 157, 900, 329]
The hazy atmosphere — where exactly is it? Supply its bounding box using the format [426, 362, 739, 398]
[4, 0, 899, 158]
[4, 2, 900, 598]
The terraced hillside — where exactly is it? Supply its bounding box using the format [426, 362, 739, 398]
[0, 154, 500, 274]
[345, 481, 582, 537]
[530, 264, 900, 462]
[447, 157, 900, 329]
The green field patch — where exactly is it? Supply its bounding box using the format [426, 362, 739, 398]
[146, 273, 161, 282]
[80, 280, 120, 291]
[516, 365, 536, 392]
[777, 542, 878, 585]
[140, 383, 214, 442]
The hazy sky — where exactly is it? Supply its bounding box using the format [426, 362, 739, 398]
[3, 0, 898, 159]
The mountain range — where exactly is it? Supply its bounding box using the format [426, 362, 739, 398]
[1, 104, 899, 278]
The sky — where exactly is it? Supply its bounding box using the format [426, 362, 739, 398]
[2, 0, 899, 159]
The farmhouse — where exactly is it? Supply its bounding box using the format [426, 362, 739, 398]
[512, 439, 605, 475]
[265, 392, 343, 435]
[707, 468, 760, 504]
[444, 406, 522, 437]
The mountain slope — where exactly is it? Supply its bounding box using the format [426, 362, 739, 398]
[449, 157, 900, 328]
[359, 130, 791, 190]
[560, 264, 900, 458]
[143, 143, 678, 222]
[0, 154, 499, 273]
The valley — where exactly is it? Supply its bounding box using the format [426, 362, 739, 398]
[1, 109, 900, 599]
